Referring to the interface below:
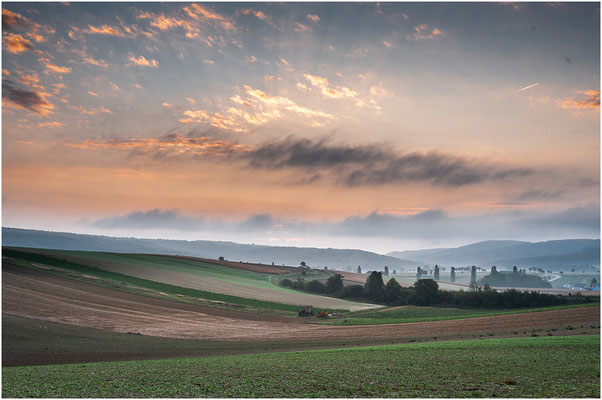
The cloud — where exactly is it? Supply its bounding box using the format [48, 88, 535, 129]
[65, 133, 250, 158]
[294, 23, 312, 32]
[38, 121, 64, 128]
[558, 90, 600, 113]
[82, 56, 108, 67]
[39, 58, 72, 74]
[128, 55, 159, 67]
[307, 14, 320, 23]
[3, 33, 33, 54]
[88, 90, 100, 97]
[86, 205, 600, 245]
[2, 8, 54, 43]
[182, 3, 234, 30]
[410, 24, 443, 40]
[92, 208, 202, 231]
[304, 73, 357, 99]
[2, 78, 54, 116]
[84, 24, 126, 37]
[238, 9, 267, 20]
[2, 9, 29, 30]
[239, 137, 535, 187]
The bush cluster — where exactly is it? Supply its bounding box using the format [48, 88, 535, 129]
[285, 272, 595, 309]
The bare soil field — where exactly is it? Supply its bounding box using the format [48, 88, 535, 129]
[4, 264, 599, 344]
[10, 248, 377, 311]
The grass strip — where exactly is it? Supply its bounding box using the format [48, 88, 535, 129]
[3, 335, 599, 398]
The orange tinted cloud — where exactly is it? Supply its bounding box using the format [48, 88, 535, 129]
[88, 90, 100, 97]
[307, 14, 320, 23]
[65, 134, 250, 157]
[128, 55, 158, 67]
[2, 8, 29, 29]
[85, 24, 126, 37]
[182, 3, 234, 30]
[239, 9, 267, 20]
[304, 73, 357, 99]
[558, 90, 600, 113]
[38, 121, 64, 128]
[83, 56, 108, 67]
[40, 58, 72, 74]
[3, 33, 33, 54]
[411, 24, 443, 40]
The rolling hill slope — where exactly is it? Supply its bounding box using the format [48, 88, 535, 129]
[388, 239, 600, 269]
[2, 227, 417, 271]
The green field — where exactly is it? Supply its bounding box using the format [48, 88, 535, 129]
[35, 249, 293, 291]
[3, 335, 599, 398]
[3, 250, 317, 315]
[319, 303, 601, 325]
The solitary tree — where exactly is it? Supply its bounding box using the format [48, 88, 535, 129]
[434, 265, 440, 280]
[491, 266, 497, 274]
[218, 256, 225, 261]
[470, 265, 477, 286]
[364, 271, 385, 301]
[300, 261, 307, 267]
[416, 267, 423, 279]
[450, 267, 456, 283]
[357, 265, 362, 274]
[384, 266, 389, 276]
[392, 269, 397, 275]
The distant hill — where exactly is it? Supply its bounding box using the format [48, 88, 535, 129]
[2, 227, 417, 271]
[388, 239, 600, 270]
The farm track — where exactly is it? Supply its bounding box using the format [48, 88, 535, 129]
[9, 248, 378, 311]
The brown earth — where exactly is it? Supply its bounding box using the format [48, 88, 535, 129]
[4, 263, 599, 343]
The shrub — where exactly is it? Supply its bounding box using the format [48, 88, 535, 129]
[280, 278, 292, 287]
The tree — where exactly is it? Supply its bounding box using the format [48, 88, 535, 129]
[305, 279, 326, 293]
[412, 279, 439, 306]
[434, 265, 440, 280]
[218, 256, 225, 261]
[392, 269, 397, 275]
[416, 267, 423, 279]
[364, 271, 385, 301]
[326, 273, 344, 294]
[384, 266, 389, 276]
[384, 278, 402, 304]
[450, 267, 456, 283]
[357, 266, 362, 274]
[491, 266, 497, 274]
[300, 261, 307, 267]
[471, 265, 477, 286]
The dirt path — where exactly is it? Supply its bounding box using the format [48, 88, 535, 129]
[4, 264, 599, 343]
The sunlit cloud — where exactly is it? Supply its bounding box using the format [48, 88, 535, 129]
[411, 24, 443, 40]
[39, 58, 72, 74]
[3, 33, 33, 54]
[304, 73, 357, 99]
[65, 134, 250, 157]
[558, 90, 600, 114]
[238, 9, 267, 20]
[88, 90, 100, 97]
[294, 23, 312, 32]
[128, 54, 158, 68]
[182, 3, 234, 30]
[307, 14, 320, 23]
[38, 121, 64, 128]
[84, 24, 126, 37]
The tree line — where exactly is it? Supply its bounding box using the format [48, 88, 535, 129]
[281, 272, 594, 309]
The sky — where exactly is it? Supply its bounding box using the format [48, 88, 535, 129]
[2, 2, 600, 254]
